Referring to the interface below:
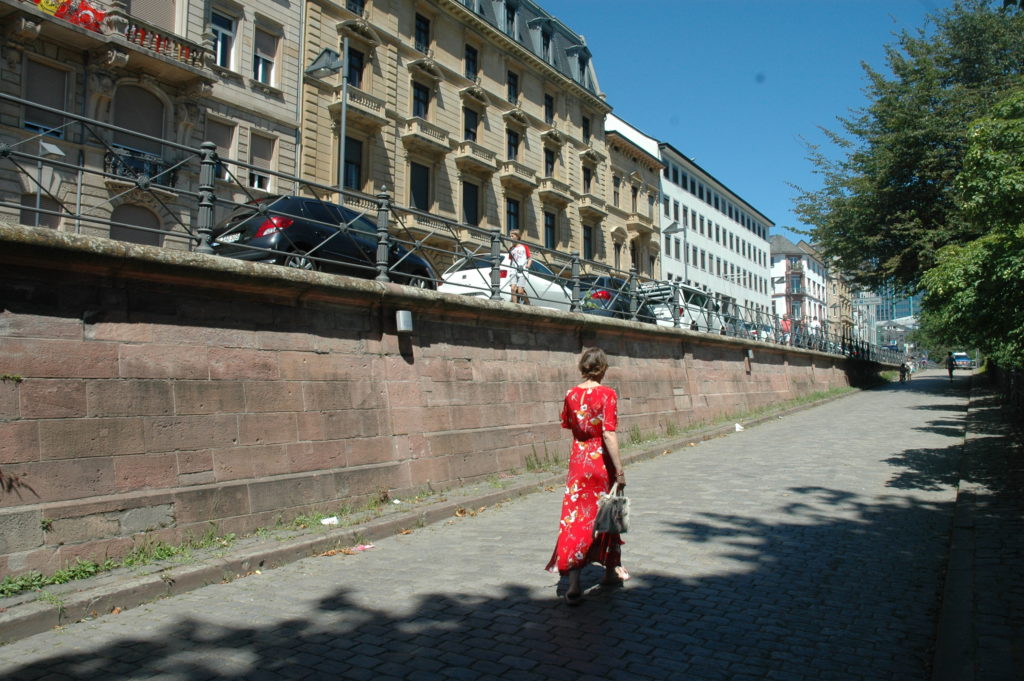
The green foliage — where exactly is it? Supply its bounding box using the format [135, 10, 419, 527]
[919, 86, 1024, 366]
[793, 0, 1024, 292]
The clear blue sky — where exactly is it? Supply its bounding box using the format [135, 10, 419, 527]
[540, 0, 953, 242]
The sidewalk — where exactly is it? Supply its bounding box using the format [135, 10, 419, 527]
[0, 370, 1018, 681]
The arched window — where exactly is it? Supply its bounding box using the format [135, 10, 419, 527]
[110, 204, 162, 246]
[20, 194, 61, 229]
[113, 85, 164, 155]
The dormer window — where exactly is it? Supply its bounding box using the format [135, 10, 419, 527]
[542, 31, 552, 62]
[505, 3, 517, 36]
[577, 55, 589, 85]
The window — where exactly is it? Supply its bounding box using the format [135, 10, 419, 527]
[542, 31, 552, 62]
[790, 274, 802, 294]
[253, 28, 277, 85]
[582, 166, 592, 194]
[507, 71, 519, 104]
[544, 211, 556, 249]
[673, 201, 680, 221]
[206, 119, 235, 180]
[544, 148, 555, 177]
[577, 55, 589, 85]
[506, 197, 520, 233]
[20, 194, 61, 229]
[110, 204, 162, 246]
[410, 162, 430, 210]
[24, 60, 68, 138]
[613, 177, 621, 206]
[505, 3, 516, 35]
[544, 94, 554, 124]
[113, 86, 163, 154]
[249, 133, 274, 190]
[412, 82, 430, 118]
[343, 137, 362, 190]
[581, 116, 591, 143]
[130, 0, 175, 30]
[347, 0, 364, 13]
[463, 180, 480, 225]
[506, 129, 520, 161]
[211, 12, 235, 69]
[674, 238, 681, 260]
[583, 225, 594, 259]
[464, 44, 478, 80]
[630, 186, 638, 212]
[463, 107, 478, 142]
[664, 233, 671, 253]
[347, 47, 365, 88]
[415, 14, 430, 52]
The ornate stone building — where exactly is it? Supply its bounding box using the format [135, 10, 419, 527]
[300, 0, 613, 269]
[0, 0, 301, 245]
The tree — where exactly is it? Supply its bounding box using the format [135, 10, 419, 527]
[793, 0, 1024, 292]
[918, 87, 1024, 366]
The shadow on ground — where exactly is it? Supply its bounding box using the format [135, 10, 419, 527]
[7, 374, 1019, 681]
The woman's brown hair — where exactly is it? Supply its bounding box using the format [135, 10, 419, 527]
[578, 347, 608, 380]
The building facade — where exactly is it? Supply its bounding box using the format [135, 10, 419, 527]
[0, 0, 302, 244]
[659, 142, 772, 316]
[769, 234, 827, 329]
[299, 0, 613, 270]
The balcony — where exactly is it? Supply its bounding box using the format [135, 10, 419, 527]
[538, 177, 572, 206]
[498, 160, 538, 192]
[576, 193, 607, 220]
[5, 1, 212, 86]
[328, 88, 388, 133]
[626, 211, 654, 235]
[400, 117, 451, 157]
[103, 148, 179, 198]
[453, 141, 498, 175]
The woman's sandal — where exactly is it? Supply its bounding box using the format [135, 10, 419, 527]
[600, 567, 631, 586]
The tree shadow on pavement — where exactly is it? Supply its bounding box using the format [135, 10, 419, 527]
[1, 486, 953, 681]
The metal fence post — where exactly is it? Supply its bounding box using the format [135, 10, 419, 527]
[195, 141, 217, 254]
[671, 280, 680, 328]
[489, 230, 503, 301]
[628, 268, 638, 321]
[375, 188, 391, 283]
[570, 251, 581, 312]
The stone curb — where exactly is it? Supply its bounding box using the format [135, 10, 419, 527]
[0, 388, 856, 645]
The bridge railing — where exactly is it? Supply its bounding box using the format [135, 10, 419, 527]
[0, 92, 899, 363]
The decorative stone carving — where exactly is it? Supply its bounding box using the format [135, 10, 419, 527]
[6, 16, 42, 43]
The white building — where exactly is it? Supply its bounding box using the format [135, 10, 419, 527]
[657, 142, 773, 316]
[769, 235, 828, 328]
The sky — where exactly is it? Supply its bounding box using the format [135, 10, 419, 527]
[540, 0, 954, 243]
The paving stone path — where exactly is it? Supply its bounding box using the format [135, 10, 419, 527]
[0, 371, 977, 680]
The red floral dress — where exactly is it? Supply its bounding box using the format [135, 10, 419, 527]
[546, 384, 623, 575]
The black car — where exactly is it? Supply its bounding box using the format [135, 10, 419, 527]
[211, 196, 437, 288]
[578, 275, 658, 323]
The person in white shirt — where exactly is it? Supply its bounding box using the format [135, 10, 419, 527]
[508, 230, 531, 305]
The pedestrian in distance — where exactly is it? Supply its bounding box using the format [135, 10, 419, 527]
[507, 229, 531, 305]
[945, 352, 955, 381]
[899, 362, 909, 383]
[546, 347, 629, 605]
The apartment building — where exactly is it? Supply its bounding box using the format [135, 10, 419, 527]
[769, 234, 827, 328]
[659, 143, 772, 315]
[0, 0, 302, 244]
[299, 0, 613, 268]
[603, 114, 662, 276]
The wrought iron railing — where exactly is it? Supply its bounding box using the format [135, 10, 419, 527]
[0, 92, 901, 364]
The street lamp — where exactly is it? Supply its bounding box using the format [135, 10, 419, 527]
[305, 40, 349, 203]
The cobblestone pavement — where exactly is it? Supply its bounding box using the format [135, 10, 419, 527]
[0, 371, 984, 680]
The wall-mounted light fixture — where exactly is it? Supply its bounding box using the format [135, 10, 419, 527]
[396, 310, 414, 334]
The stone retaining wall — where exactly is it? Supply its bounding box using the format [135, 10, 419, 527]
[0, 224, 863, 578]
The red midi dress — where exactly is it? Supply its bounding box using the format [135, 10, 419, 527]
[546, 384, 623, 575]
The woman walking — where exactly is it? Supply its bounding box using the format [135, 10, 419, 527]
[546, 347, 629, 604]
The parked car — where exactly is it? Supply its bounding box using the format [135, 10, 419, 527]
[211, 195, 437, 288]
[438, 255, 573, 310]
[579, 275, 659, 323]
[952, 352, 975, 369]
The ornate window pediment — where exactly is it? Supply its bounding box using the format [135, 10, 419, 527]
[408, 56, 442, 83]
[503, 107, 529, 127]
[460, 82, 489, 106]
[337, 19, 381, 48]
[542, 128, 566, 147]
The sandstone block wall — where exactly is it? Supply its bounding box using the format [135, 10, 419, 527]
[0, 225, 859, 578]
